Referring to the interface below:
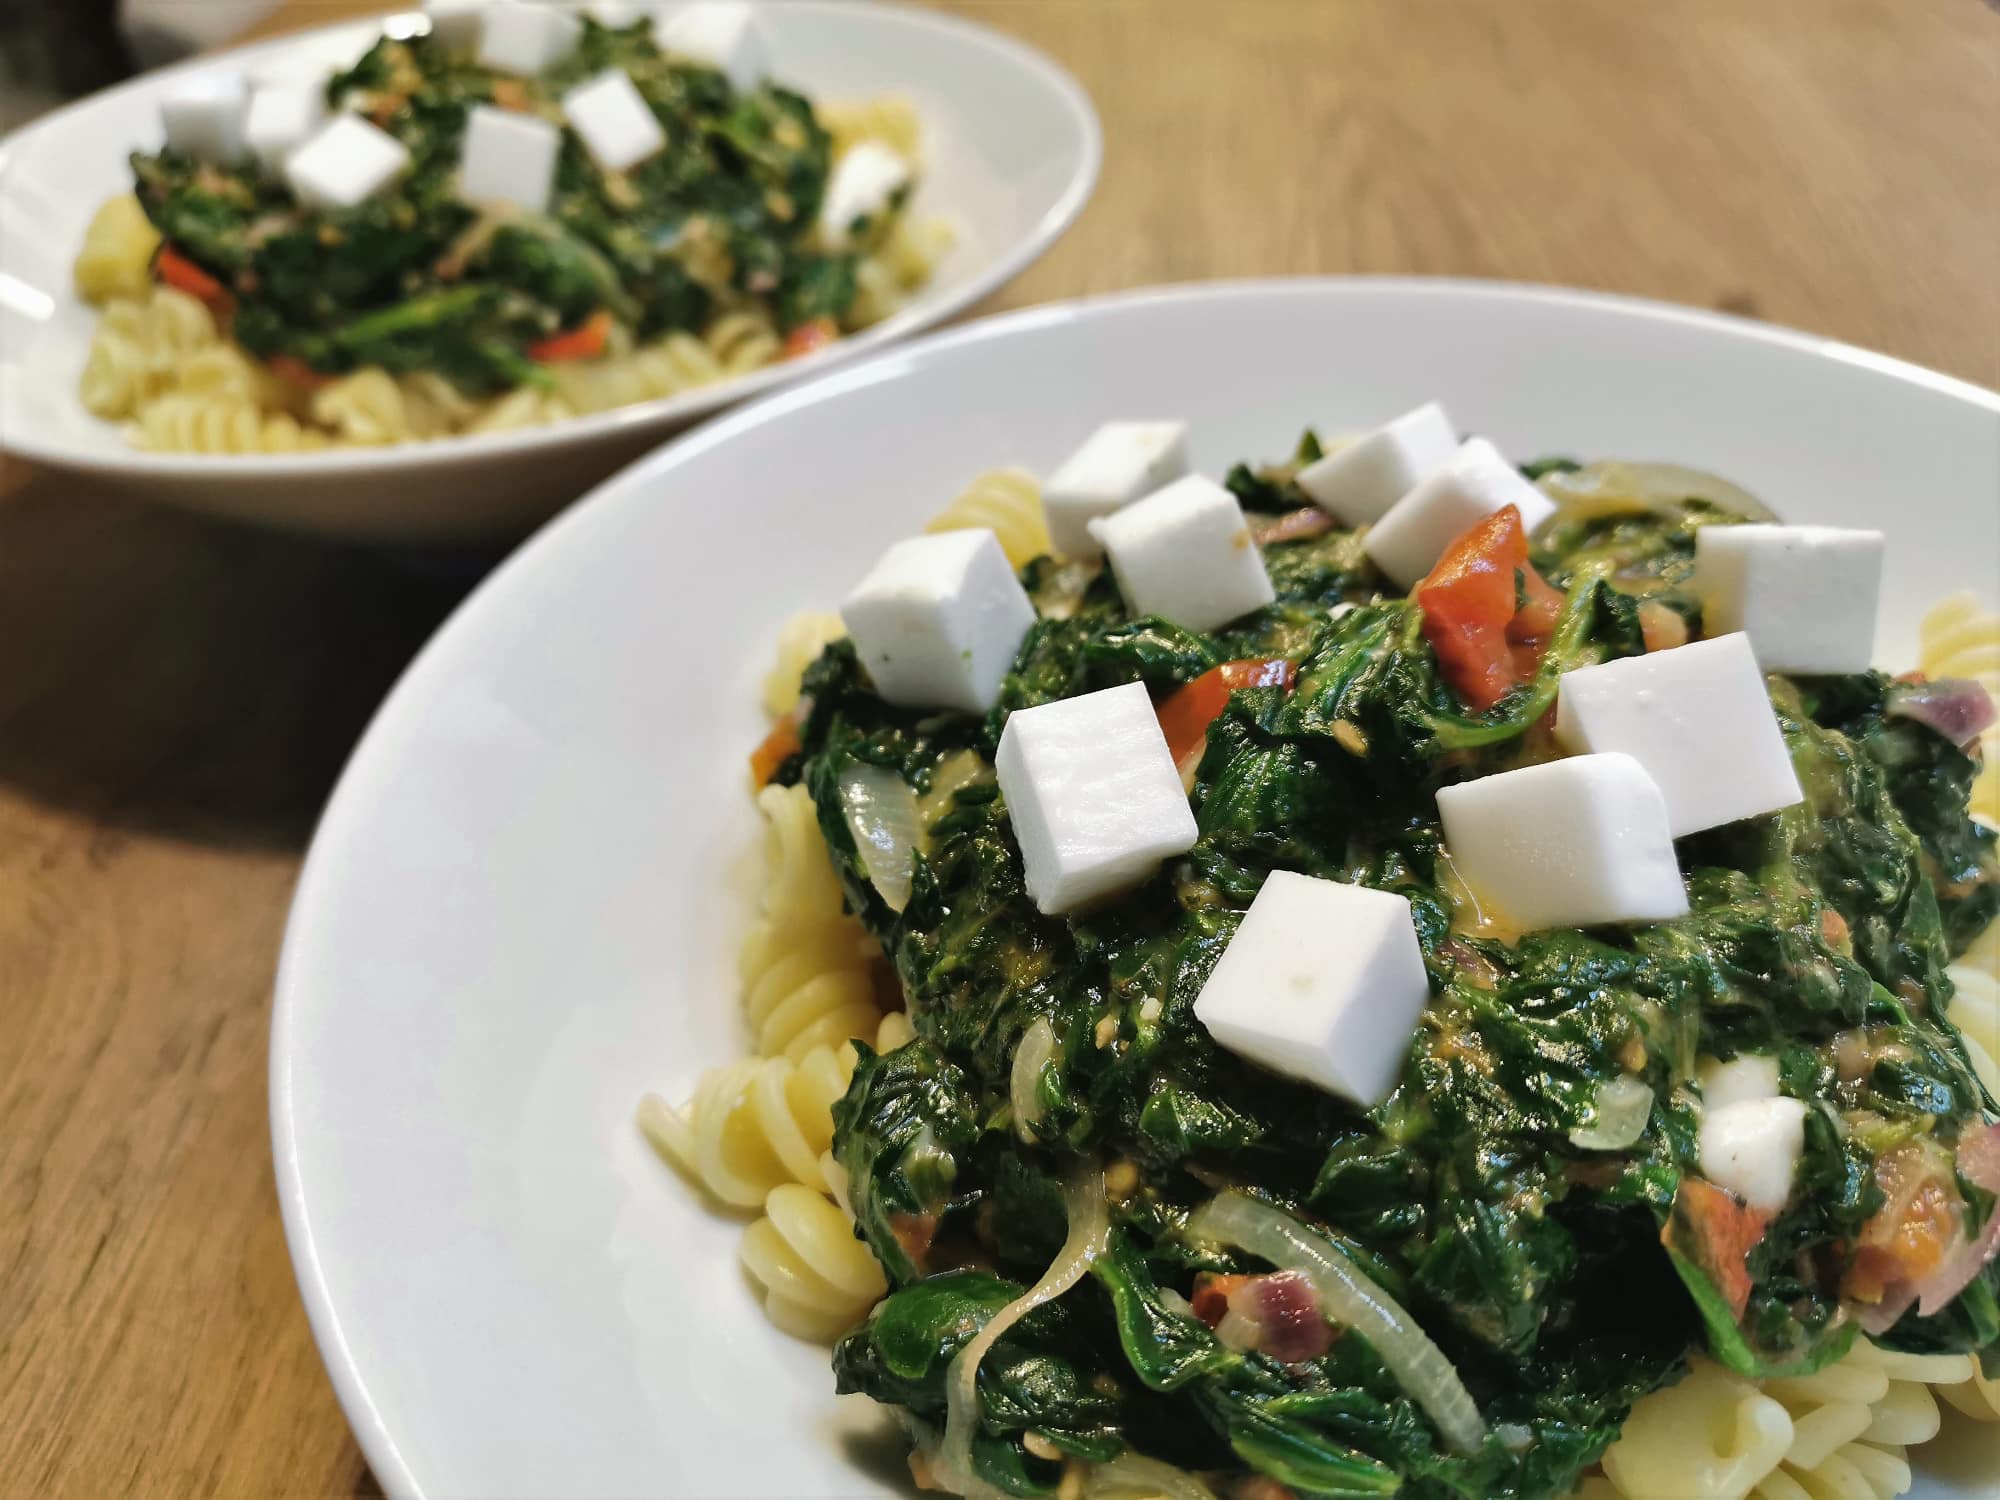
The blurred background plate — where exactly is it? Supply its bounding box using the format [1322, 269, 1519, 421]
[0, 3, 1099, 541]
[272, 279, 2000, 1498]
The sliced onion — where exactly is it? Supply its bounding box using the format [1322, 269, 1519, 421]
[1010, 1017, 1058, 1142]
[1185, 1191, 1487, 1454]
[1915, 1123, 2000, 1315]
[1537, 460, 1779, 526]
[1888, 677, 1998, 750]
[836, 761, 923, 912]
[939, 1168, 1111, 1496]
[1568, 1076, 1655, 1151]
[1083, 1452, 1219, 1499]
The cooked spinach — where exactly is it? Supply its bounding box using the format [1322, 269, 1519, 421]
[128, 18, 857, 392]
[802, 446, 2000, 1496]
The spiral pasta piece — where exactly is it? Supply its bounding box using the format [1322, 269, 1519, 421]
[926, 467, 1051, 568]
[820, 95, 923, 164]
[740, 1183, 888, 1341]
[850, 216, 951, 328]
[762, 611, 847, 719]
[79, 286, 221, 418]
[74, 195, 161, 305]
[704, 308, 782, 376]
[1600, 1358, 1793, 1500]
[1919, 591, 1999, 828]
[130, 395, 328, 454]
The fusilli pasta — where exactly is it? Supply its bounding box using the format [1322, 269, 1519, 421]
[740, 1182, 889, 1341]
[926, 467, 1051, 568]
[130, 395, 328, 454]
[73, 195, 161, 305]
[79, 285, 221, 419]
[820, 94, 923, 164]
[741, 783, 882, 1060]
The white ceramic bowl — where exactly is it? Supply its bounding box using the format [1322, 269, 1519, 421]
[273, 280, 2000, 1498]
[0, 4, 1098, 541]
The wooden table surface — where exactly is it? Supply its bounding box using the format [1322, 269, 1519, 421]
[3, 1, 1995, 1494]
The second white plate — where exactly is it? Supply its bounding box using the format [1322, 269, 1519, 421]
[0, 3, 1099, 540]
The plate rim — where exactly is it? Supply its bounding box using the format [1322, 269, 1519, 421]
[0, 1, 1104, 478]
[270, 274, 2000, 1500]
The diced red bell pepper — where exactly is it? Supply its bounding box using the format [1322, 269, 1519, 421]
[528, 308, 612, 363]
[1156, 658, 1297, 766]
[748, 713, 801, 787]
[1415, 504, 1564, 712]
[1665, 1177, 1770, 1320]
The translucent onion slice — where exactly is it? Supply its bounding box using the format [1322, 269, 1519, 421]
[1010, 1017, 1058, 1142]
[939, 1169, 1111, 1496]
[1568, 1076, 1655, 1151]
[836, 761, 923, 912]
[1185, 1191, 1487, 1454]
[1537, 460, 1779, 527]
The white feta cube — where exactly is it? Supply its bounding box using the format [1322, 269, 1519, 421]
[1554, 633, 1802, 837]
[1363, 437, 1559, 590]
[1699, 1096, 1809, 1213]
[284, 116, 412, 211]
[1087, 475, 1276, 634]
[1041, 421, 1189, 559]
[1435, 752, 1688, 931]
[477, 0, 582, 74]
[422, 0, 486, 54]
[160, 70, 250, 163]
[995, 682, 1198, 914]
[1694, 524, 1885, 676]
[458, 104, 563, 213]
[657, 2, 771, 92]
[563, 69, 666, 173]
[1296, 401, 1458, 526]
[243, 83, 326, 171]
[1697, 1054, 1782, 1111]
[841, 529, 1034, 715]
[818, 141, 911, 251]
[1193, 871, 1431, 1108]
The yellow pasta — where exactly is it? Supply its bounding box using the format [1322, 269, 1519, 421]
[74, 195, 161, 305]
[926, 467, 1052, 568]
[740, 1182, 888, 1341]
[820, 94, 923, 164]
[79, 286, 221, 419]
[850, 215, 952, 328]
[130, 394, 328, 454]
[1600, 1358, 1793, 1500]
[1919, 591, 2000, 829]
[762, 611, 847, 720]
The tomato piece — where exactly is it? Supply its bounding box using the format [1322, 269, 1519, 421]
[1191, 1272, 1256, 1328]
[748, 713, 801, 787]
[1155, 658, 1297, 766]
[265, 354, 330, 391]
[1415, 504, 1566, 712]
[1665, 1177, 1770, 1320]
[528, 308, 612, 363]
[888, 1212, 939, 1274]
[153, 244, 233, 317]
[782, 317, 839, 360]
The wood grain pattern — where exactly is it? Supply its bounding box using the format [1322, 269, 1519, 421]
[1, 1, 1994, 1494]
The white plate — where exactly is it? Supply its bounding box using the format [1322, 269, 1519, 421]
[0, 4, 1098, 541]
[273, 280, 2000, 1499]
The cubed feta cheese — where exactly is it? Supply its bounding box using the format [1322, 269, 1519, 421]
[284, 116, 412, 211]
[1554, 633, 1803, 837]
[422, 0, 486, 54]
[995, 682, 1198, 914]
[1694, 524, 1885, 675]
[477, 0, 582, 74]
[657, 2, 771, 92]
[1697, 1054, 1782, 1111]
[818, 141, 911, 251]
[1192, 870, 1431, 1108]
[1296, 401, 1458, 525]
[1363, 437, 1558, 589]
[1087, 475, 1276, 634]
[243, 83, 326, 171]
[563, 68, 666, 173]
[841, 529, 1035, 715]
[1041, 421, 1188, 559]
[1435, 752, 1688, 931]
[457, 104, 562, 213]
[1699, 1096, 1809, 1213]
[160, 70, 250, 163]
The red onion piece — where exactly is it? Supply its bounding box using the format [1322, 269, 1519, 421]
[1233, 1270, 1336, 1364]
[1915, 1124, 2000, 1316]
[1251, 508, 1335, 546]
[1887, 677, 1997, 750]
